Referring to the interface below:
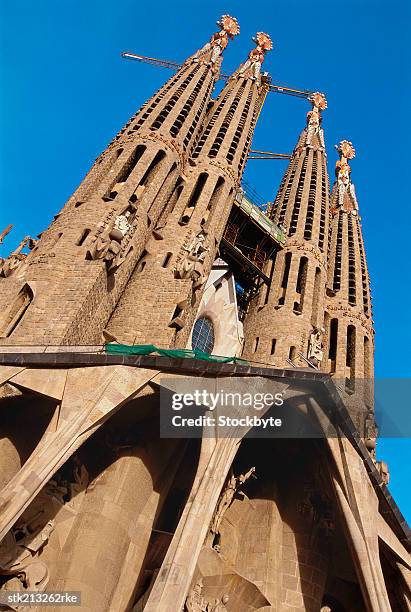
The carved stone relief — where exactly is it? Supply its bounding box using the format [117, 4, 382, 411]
[0, 457, 88, 601]
[0, 237, 36, 278]
[308, 326, 325, 367]
[184, 579, 230, 612]
[210, 467, 256, 535]
[86, 202, 139, 271]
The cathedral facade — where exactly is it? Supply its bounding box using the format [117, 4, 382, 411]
[0, 15, 410, 612]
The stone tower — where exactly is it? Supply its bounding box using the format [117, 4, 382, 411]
[242, 92, 330, 367]
[324, 140, 374, 426]
[106, 32, 273, 347]
[0, 15, 240, 346]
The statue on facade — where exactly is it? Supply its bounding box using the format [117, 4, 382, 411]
[308, 326, 325, 367]
[0, 456, 88, 597]
[237, 32, 273, 81]
[376, 460, 390, 485]
[0, 236, 35, 278]
[86, 204, 137, 270]
[364, 409, 378, 459]
[174, 230, 209, 283]
[190, 15, 240, 73]
[210, 467, 256, 534]
[305, 92, 327, 146]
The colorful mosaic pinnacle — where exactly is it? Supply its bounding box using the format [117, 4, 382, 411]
[217, 14, 240, 38]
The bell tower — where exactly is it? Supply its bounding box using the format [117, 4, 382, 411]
[0, 16, 239, 347]
[242, 93, 330, 367]
[324, 141, 374, 426]
[106, 33, 273, 348]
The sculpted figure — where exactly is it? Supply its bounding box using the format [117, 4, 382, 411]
[175, 231, 209, 282]
[0, 456, 88, 596]
[211, 467, 256, 534]
[0, 236, 31, 278]
[87, 205, 136, 269]
[308, 326, 325, 367]
[112, 210, 132, 238]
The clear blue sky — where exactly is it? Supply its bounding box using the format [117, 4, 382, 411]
[1, 1, 410, 521]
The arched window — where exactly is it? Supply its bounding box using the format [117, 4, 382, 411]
[192, 317, 215, 354]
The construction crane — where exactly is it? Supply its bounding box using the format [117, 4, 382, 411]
[121, 52, 315, 99]
[248, 150, 291, 160]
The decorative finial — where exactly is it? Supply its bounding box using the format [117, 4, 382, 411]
[253, 32, 273, 52]
[336, 140, 356, 160]
[190, 15, 240, 73]
[309, 92, 327, 111]
[305, 92, 327, 146]
[334, 140, 358, 213]
[217, 15, 240, 39]
[237, 32, 273, 81]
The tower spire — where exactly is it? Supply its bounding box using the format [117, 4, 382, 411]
[0, 18, 240, 347]
[187, 15, 240, 75]
[106, 34, 272, 346]
[242, 97, 331, 367]
[325, 142, 374, 425]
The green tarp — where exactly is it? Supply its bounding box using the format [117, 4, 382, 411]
[105, 343, 248, 364]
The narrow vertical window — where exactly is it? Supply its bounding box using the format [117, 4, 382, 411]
[311, 268, 321, 326]
[278, 252, 292, 305]
[294, 256, 308, 314]
[179, 173, 208, 224]
[328, 318, 338, 374]
[346, 324, 356, 392]
[162, 252, 172, 268]
[270, 339, 276, 355]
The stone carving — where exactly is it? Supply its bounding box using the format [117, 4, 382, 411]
[0, 236, 35, 278]
[334, 140, 357, 212]
[184, 579, 206, 611]
[184, 581, 229, 612]
[0, 457, 88, 597]
[237, 32, 273, 81]
[376, 460, 390, 485]
[210, 467, 256, 534]
[174, 230, 210, 283]
[86, 203, 138, 270]
[306, 92, 327, 146]
[364, 409, 378, 458]
[308, 326, 325, 367]
[190, 15, 240, 73]
[207, 595, 229, 611]
[321, 607, 332, 612]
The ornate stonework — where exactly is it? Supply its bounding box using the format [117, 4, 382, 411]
[189, 15, 240, 73]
